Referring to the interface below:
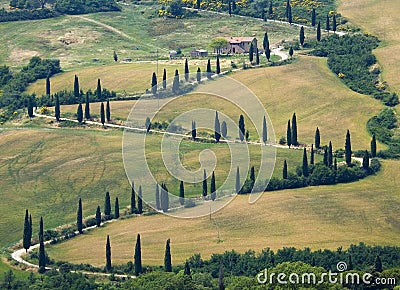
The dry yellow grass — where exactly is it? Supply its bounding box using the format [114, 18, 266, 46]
[339, 0, 400, 93]
[47, 159, 400, 267]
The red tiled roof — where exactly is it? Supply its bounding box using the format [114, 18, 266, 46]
[227, 37, 256, 44]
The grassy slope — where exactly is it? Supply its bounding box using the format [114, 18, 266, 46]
[47, 159, 400, 267]
[57, 57, 383, 149]
[339, 0, 400, 94]
[0, 3, 304, 71]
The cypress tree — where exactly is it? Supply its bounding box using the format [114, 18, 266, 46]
[97, 78, 102, 101]
[299, 26, 305, 46]
[232, 0, 236, 11]
[245, 130, 249, 141]
[104, 191, 111, 216]
[363, 150, 370, 170]
[228, 1, 231, 15]
[311, 8, 316, 26]
[218, 264, 225, 290]
[374, 255, 383, 272]
[106, 100, 111, 122]
[38, 217, 45, 273]
[268, 0, 273, 15]
[196, 0, 200, 9]
[262, 116, 267, 144]
[151, 72, 157, 95]
[77, 198, 83, 234]
[328, 141, 333, 167]
[348, 255, 353, 271]
[164, 238, 172, 272]
[287, 120, 292, 148]
[265, 46, 271, 61]
[55, 94, 60, 122]
[74, 75, 80, 101]
[332, 14, 337, 32]
[310, 144, 314, 165]
[23, 209, 31, 252]
[216, 56, 221, 74]
[291, 113, 298, 146]
[172, 69, 180, 94]
[289, 46, 293, 58]
[29, 214, 32, 247]
[263, 32, 269, 52]
[221, 121, 227, 138]
[238, 114, 245, 141]
[184, 261, 191, 276]
[325, 14, 330, 31]
[249, 42, 254, 62]
[250, 166, 255, 189]
[191, 120, 196, 140]
[315, 127, 320, 148]
[155, 183, 161, 210]
[27, 97, 34, 118]
[235, 166, 240, 194]
[163, 68, 167, 90]
[206, 59, 212, 79]
[113, 51, 118, 62]
[84, 92, 90, 120]
[255, 47, 260, 65]
[202, 169, 207, 197]
[334, 158, 338, 171]
[371, 134, 377, 157]
[323, 148, 328, 166]
[283, 160, 288, 179]
[345, 130, 352, 165]
[131, 182, 136, 214]
[302, 148, 309, 177]
[317, 21, 321, 41]
[145, 117, 151, 132]
[134, 233, 142, 275]
[196, 67, 201, 83]
[46, 77, 51, 96]
[100, 102, 105, 125]
[287, 3, 292, 23]
[215, 111, 221, 143]
[184, 59, 189, 81]
[96, 206, 101, 227]
[137, 186, 143, 214]
[105, 235, 112, 271]
[114, 197, 120, 219]
[211, 171, 216, 201]
[77, 103, 83, 123]
[161, 183, 169, 212]
[179, 181, 185, 205]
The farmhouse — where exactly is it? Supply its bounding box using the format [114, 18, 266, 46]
[190, 49, 208, 58]
[219, 37, 258, 54]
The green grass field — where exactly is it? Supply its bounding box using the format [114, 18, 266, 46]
[0, 3, 305, 71]
[339, 0, 400, 94]
[46, 159, 400, 267]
